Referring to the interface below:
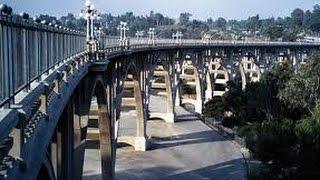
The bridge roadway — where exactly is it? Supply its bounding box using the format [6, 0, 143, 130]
[82, 95, 246, 180]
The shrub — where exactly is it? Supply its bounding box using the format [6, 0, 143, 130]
[203, 96, 225, 119]
[244, 119, 297, 172]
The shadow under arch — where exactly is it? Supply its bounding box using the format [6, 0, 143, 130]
[36, 154, 56, 180]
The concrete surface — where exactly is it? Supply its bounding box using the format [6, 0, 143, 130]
[82, 95, 246, 180]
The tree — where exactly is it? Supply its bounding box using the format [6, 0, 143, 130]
[216, 17, 227, 30]
[179, 13, 192, 26]
[295, 101, 320, 178]
[203, 96, 225, 119]
[309, 5, 320, 33]
[265, 23, 284, 40]
[154, 13, 165, 26]
[303, 10, 312, 30]
[279, 53, 320, 114]
[246, 15, 261, 34]
[207, 18, 213, 29]
[291, 8, 305, 30]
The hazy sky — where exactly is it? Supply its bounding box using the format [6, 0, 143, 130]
[2, 0, 320, 20]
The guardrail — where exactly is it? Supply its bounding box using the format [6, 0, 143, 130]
[0, 14, 86, 107]
[129, 38, 320, 47]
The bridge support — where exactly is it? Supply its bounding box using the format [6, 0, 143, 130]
[174, 65, 182, 107]
[133, 77, 147, 151]
[195, 71, 203, 114]
[149, 65, 175, 123]
[56, 99, 75, 180]
[205, 72, 213, 103]
[118, 64, 147, 151]
[179, 61, 203, 114]
[239, 54, 261, 90]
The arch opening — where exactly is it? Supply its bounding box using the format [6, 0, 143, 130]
[178, 62, 202, 114]
[116, 64, 147, 152]
[148, 64, 175, 123]
[80, 78, 113, 180]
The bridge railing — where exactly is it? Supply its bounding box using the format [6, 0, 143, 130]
[111, 37, 320, 47]
[1, 30, 319, 108]
[0, 14, 86, 107]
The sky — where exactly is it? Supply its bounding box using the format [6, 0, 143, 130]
[1, 0, 320, 20]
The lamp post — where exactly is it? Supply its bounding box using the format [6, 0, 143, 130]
[80, 0, 100, 52]
[118, 21, 129, 47]
[202, 33, 211, 44]
[136, 31, 144, 39]
[148, 28, 155, 45]
[95, 27, 103, 48]
[172, 31, 183, 45]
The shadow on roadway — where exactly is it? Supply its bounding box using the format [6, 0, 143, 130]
[148, 130, 225, 150]
[83, 158, 245, 180]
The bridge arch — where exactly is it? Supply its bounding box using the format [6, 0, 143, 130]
[75, 76, 113, 180]
[205, 57, 230, 102]
[178, 60, 203, 114]
[238, 53, 261, 89]
[116, 63, 147, 151]
[148, 61, 175, 123]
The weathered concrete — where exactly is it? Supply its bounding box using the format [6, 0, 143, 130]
[82, 95, 246, 180]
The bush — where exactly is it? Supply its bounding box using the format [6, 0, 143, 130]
[294, 103, 320, 178]
[203, 96, 225, 119]
[244, 120, 297, 173]
[221, 116, 237, 128]
[236, 124, 258, 137]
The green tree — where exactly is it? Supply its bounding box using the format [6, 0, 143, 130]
[246, 15, 261, 34]
[295, 101, 320, 178]
[179, 13, 192, 26]
[291, 8, 305, 30]
[265, 23, 284, 40]
[258, 60, 296, 121]
[279, 53, 320, 114]
[216, 17, 227, 30]
[309, 5, 320, 33]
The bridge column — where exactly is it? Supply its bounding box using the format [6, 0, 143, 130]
[174, 62, 182, 107]
[195, 69, 203, 114]
[148, 62, 176, 123]
[72, 92, 90, 180]
[118, 63, 148, 151]
[163, 65, 175, 123]
[97, 102, 113, 180]
[56, 99, 75, 180]
[133, 77, 147, 151]
[205, 71, 213, 103]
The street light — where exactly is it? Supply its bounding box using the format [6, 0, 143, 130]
[95, 27, 103, 42]
[202, 33, 212, 44]
[80, 0, 100, 43]
[172, 31, 183, 45]
[148, 28, 155, 45]
[117, 21, 129, 47]
[136, 31, 144, 39]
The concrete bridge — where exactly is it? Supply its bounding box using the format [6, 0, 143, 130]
[1, 5, 320, 180]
